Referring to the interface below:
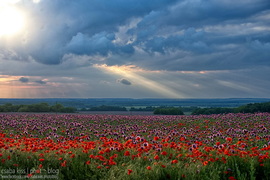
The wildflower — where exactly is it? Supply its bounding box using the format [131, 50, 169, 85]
[39, 153, 44, 157]
[228, 176, 236, 180]
[108, 160, 116, 165]
[39, 158, 45, 162]
[171, 160, 178, 164]
[146, 166, 151, 170]
[124, 151, 130, 156]
[89, 154, 95, 159]
[85, 161, 91, 165]
[127, 169, 133, 175]
[154, 155, 159, 160]
[180, 137, 185, 141]
[61, 160, 67, 167]
[143, 142, 149, 147]
[161, 151, 167, 156]
[70, 154, 75, 158]
[203, 161, 209, 166]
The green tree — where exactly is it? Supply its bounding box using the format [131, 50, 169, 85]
[154, 107, 184, 115]
[51, 103, 64, 112]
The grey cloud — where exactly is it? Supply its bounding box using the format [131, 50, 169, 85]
[66, 32, 134, 56]
[7, 0, 178, 65]
[35, 80, 47, 84]
[118, 79, 132, 85]
[152, 0, 270, 27]
[66, 32, 115, 56]
[144, 28, 210, 54]
[19, 77, 47, 85]
[127, 0, 269, 44]
[19, 77, 29, 83]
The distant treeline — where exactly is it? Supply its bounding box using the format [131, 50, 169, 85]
[130, 102, 270, 115]
[130, 106, 155, 111]
[0, 103, 76, 113]
[191, 101, 270, 115]
[1, 101, 270, 115]
[154, 107, 184, 115]
[81, 105, 127, 111]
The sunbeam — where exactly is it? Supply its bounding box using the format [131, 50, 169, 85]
[94, 64, 184, 98]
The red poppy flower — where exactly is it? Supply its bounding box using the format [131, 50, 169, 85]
[127, 169, 133, 175]
[124, 151, 130, 156]
[171, 160, 178, 164]
[203, 161, 209, 166]
[61, 160, 67, 167]
[161, 151, 167, 156]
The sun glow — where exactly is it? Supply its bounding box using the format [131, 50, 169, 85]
[0, 4, 25, 37]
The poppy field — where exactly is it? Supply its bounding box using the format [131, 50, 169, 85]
[1, 113, 270, 180]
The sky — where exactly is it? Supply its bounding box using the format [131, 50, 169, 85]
[0, 0, 270, 98]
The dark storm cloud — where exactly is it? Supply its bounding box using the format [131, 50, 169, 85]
[118, 79, 132, 85]
[19, 77, 29, 83]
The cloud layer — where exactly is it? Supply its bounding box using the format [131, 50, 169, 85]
[0, 0, 269, 98]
